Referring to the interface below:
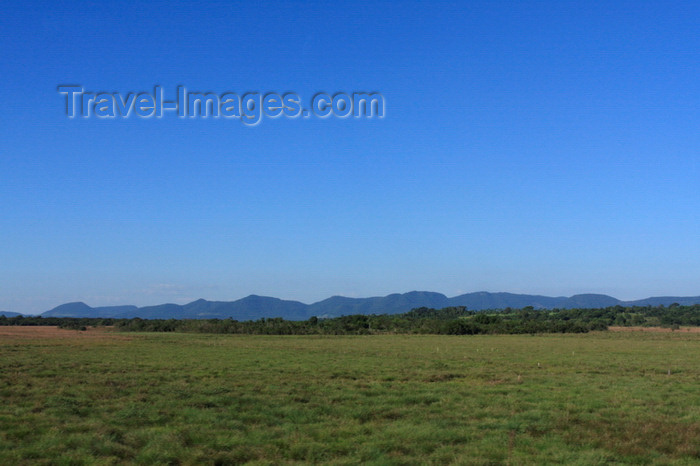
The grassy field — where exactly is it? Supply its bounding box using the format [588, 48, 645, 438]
[2, 328, 700, 464]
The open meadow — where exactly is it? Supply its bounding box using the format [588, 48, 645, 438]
[2, 328, 700, 464]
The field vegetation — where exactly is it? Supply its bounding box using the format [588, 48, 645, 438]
[2, 327, 700, 464]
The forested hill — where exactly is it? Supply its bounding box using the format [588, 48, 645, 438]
[30, 291, 700, 320]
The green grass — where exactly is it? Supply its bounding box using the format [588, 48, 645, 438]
[2, 330, 700, 464]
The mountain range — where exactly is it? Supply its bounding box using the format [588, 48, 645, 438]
[14, 291, 700, 320]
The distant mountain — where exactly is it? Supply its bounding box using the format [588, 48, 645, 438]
[445, 292, 621, 310]
[131, 296, 308, 320]
[42, 302, 138, 318]
[42, 302, 93, 317]
[0, 311, 23, 317]
[127, 303, 185, 319]
[308, 291, 450, 318]
[447, 292, 566, 310]
[569, 294, 622, 308]
[37, 292, 700, 320]
[625, 296, 700, 307]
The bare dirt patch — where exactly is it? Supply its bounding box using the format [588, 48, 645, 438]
[608, 326, 700, 333]
[0, 326, 132, 340]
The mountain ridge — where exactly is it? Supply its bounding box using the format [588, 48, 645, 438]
[32, 291, 700, 320]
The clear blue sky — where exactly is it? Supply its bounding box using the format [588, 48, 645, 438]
[1, 1, 698, 313]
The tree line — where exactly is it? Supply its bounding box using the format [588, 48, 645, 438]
[2, 303, 700, 335]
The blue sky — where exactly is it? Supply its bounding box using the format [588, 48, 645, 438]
[1, 1, 698, 313]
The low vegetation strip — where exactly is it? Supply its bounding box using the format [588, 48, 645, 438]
[609, 326, 700, 333]
[2, 303, 700, 335]
[0, 326, 128, 340]
[1, 331, 700, 463]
